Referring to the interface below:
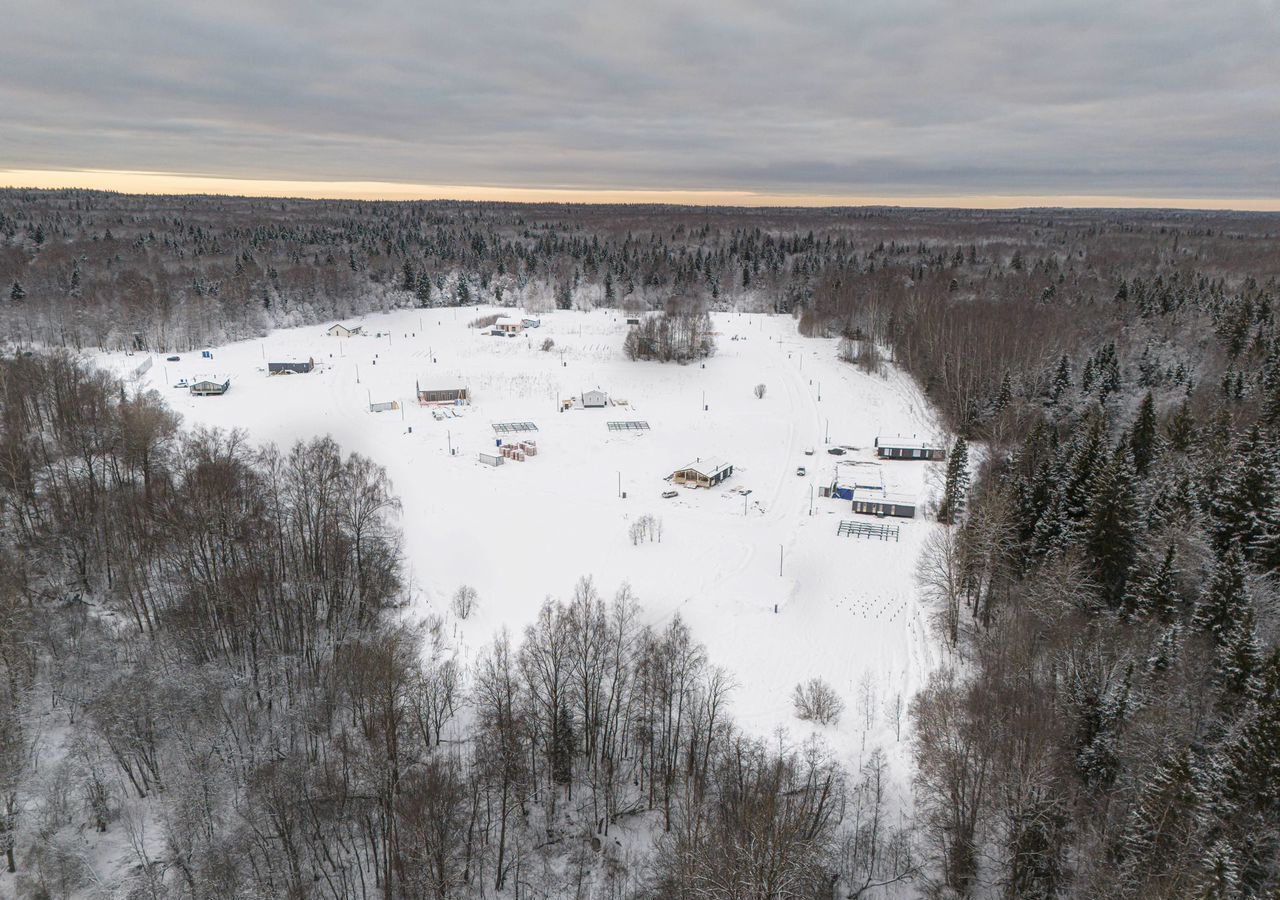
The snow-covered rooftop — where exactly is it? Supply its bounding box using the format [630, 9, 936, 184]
[876, 435, 939, 450]
[680, 456, 732, 478]
[851, 485, 917, 505]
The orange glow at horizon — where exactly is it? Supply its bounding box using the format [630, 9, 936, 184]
[3, 168, 1280, 212]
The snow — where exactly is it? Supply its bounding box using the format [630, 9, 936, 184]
[94, 308, 944, 772]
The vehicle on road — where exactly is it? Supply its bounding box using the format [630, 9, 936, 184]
[166, 355, 180, 362]
[827, 447, 846, 455]
[661, 490, 679, 498]
[796, 466, 806, 476]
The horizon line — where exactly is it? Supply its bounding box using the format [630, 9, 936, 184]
[4, 168, 1280, 213]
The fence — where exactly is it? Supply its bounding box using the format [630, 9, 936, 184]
[607, 420, 650, 431]
[837, 520, 900, 541]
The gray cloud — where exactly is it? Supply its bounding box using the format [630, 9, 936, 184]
[1, 0, 1277, 198]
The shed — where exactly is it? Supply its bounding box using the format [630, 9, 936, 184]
[417, 380, 470, 405]
[190, 375, 231, 396]
[672, 457, 734, 488]
[874, 435, 945, 461]
[521, 317, 541, 328]
[326, 322, 364, 337]
[268, 357, 315, 375]
[581, 389, 609, 408]
[850, 487, 916, 519]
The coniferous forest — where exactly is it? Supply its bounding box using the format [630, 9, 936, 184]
[2, 189, 1279, 897]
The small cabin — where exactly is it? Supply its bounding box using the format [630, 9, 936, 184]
[874, 436, 945, 461]
[268, 358, 315, 375]
[190, 375, 231, 396]
[491, 316, 524, 336]
[672, 457, 734, 488]
[850, 487, 916, 519]
[326, 323, 364, 337]
[417, 380, 469, 405]
[581, 389, 609, 408]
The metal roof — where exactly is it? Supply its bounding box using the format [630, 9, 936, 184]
[876, 435, 939, 450]
[678, 456, 732, 478]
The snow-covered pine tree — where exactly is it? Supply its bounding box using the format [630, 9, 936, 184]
[937, 435, 970, 525]
[1130, 391, 1160, 475]
[1131, 544, 1181, 622]
[1194, 546, 1250, 645]
[1048, 355, 1071, 407]
[1210, 426, 1279, 557]
[1085, 445, 1138, 607]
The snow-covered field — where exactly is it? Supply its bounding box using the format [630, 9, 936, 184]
[97, 308, 942, 769]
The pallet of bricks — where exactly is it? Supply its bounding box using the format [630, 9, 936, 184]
[500, 439, 538, 462]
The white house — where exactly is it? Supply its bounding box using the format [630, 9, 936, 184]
[326, 322, 364, 337]
[581, 389, 609, 408]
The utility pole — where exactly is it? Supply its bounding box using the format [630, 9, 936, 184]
[355, 363, 360, 384]
[779, 545, 783, 577]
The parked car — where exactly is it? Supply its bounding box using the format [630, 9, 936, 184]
[166, 355, 180, 362]
[172, 379, 189, 388]
[796, 466, 806, 476]
[661, 490, 679, 499]
[804, 448, 814, 455]
[827, 447, 846, 455]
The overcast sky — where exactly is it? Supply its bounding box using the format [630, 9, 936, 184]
[2, 0, 1278, 204]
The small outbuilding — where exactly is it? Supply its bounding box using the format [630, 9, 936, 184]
[190, 375, 231, 396]
[417, 380, 470, 405]
[268, 357, 315, 375]
[491, 316, 524, 336]
[521, 317, 541, 328]
[830, 461, 884, 500]
[581, 389, 609, 408]
[874, 435, 945, 461]
[672, 457, 734, 488]
[326, 322, 364, 337]
[850, 487, 916, 518]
